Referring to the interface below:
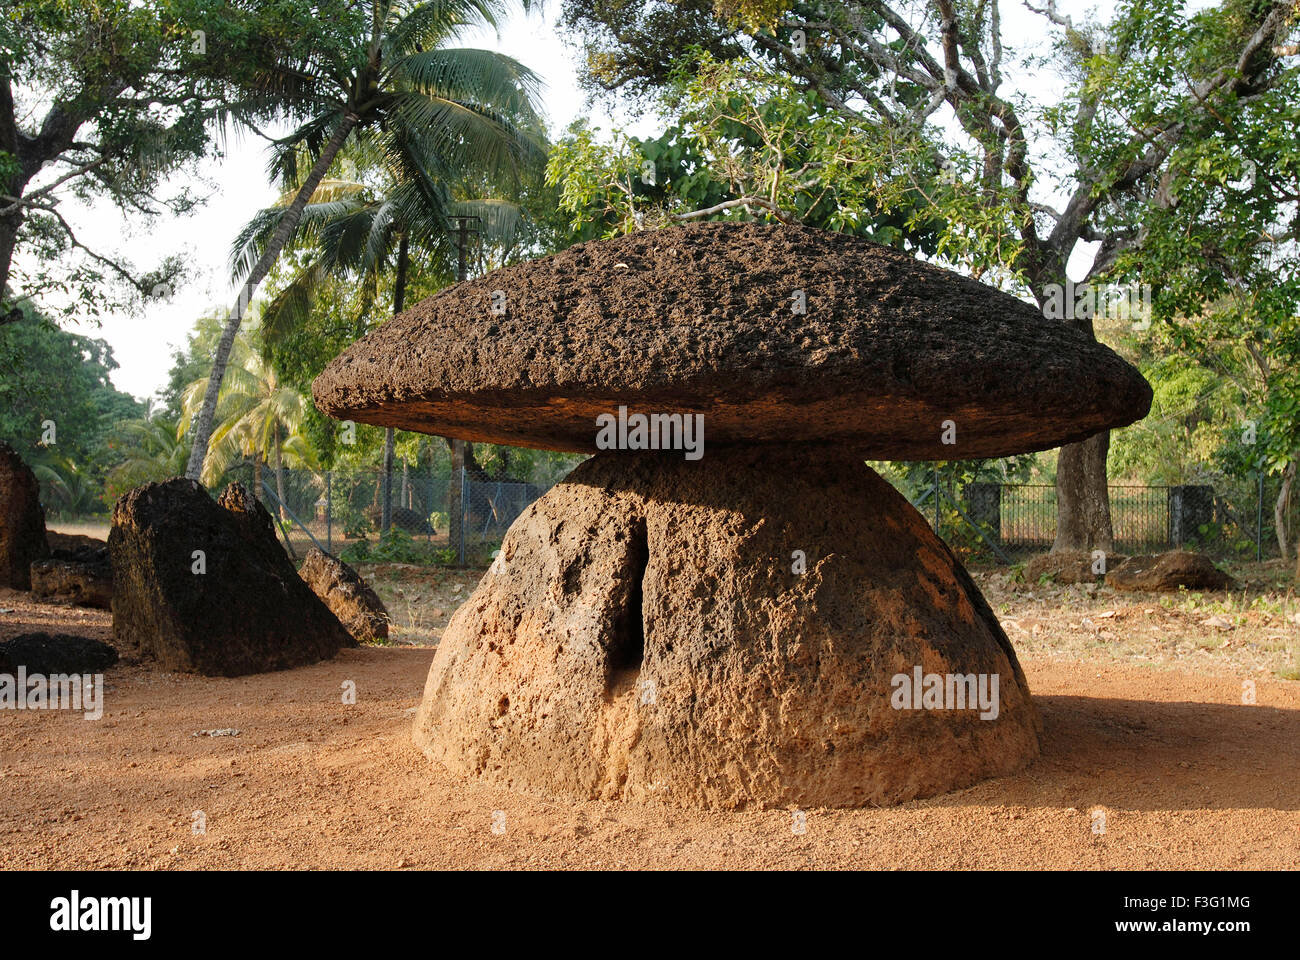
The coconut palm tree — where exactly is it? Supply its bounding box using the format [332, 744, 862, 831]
[31, 454, 102, 518]
[181, 329, 318, 548]
[105, 414, 190, 501]
[184, 0, 545, 481]
[233, 131, 531, 532]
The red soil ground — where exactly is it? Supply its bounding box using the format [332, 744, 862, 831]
[1, 580, 1296, 870]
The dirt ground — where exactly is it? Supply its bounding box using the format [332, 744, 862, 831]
[1, 558, 1297, 870]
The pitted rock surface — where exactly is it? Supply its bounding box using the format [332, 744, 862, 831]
[314, 221, 1151, 458]
[414, 449, 1042, 809]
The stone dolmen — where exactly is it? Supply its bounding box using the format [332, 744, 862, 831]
[314, 221, 1152, 808]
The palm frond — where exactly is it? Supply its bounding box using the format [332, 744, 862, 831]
[231, 198, 368, 284]
[385, 0, 511, 55]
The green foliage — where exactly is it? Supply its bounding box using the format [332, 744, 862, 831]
[1091, 0, 1300, 486]
[340, 527, 428, 564]
[873, 458, 1040, 506]
[1, 0, 362, 315]
[180, 322, 315, 485]
[545, 54, 942, 252]
[1108, 353, 1241, 484]
[31, 455, 103, 518]
[329, 479, 373, 540]
[0, 304, 145, 511]
[103, 414, 188, 504]
[156, 312, 227, 421]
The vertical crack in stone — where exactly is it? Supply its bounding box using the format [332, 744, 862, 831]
[606, 516, 649, 689]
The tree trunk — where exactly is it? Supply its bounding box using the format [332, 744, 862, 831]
[1032, 280, 1117, 553]
[401, 456, 409, 508]
[184, 111, 358, 480]
[0, 212, 21, 309]
[381, 427, 394, 534]
[274, 426, 297, 560]
[274, 426, 288, 523]
[379, 233, 410, 536]
[1052, 432, 1115, 553]
[449, 439, 465, 562]
[1275, 461, 1294, 560]
[0, 75, 30, 309]
[252, 457, 262, 501]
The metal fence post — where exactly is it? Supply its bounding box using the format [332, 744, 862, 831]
[459, 465, 467, 566]
[1257, 471, 1264, 562]
[326, 470, 332, 555]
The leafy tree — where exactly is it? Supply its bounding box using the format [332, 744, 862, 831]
[0, 303, 144, 496]
[183, 0, 545, 482]
[1108, 353, 1240, 485]
[547, 56, 940, 248]
[156, 311, 227, 422]
[104, 413, 189, 503]
[1090, 0, 1300, 572]
[181, 325, 316, 528]
[31, 453, 102, 517]
[235, 71, 546, 531]
[0, 0, 359, 319]
[556, 0, 1299, 554]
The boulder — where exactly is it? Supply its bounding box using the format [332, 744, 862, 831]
[1106, 551, 1236, 592]
[314, 221, 1152, 459]
[46, 531, 109, 557]
[109, 478, 355, 676]
[414, 449, 1041, 809]
[299, 548, 389, 642]
[0, 442, 49, 589]
[0, 633, 118, 674]
[30, 554, 112, 609]
[1025, 550, 1129, 585]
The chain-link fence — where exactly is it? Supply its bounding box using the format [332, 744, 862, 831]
[224, 462, 555, 566]
[950, 475, 1294, 561]
[39, 454, 1296, 569]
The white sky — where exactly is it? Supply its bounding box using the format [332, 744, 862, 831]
[28, 0, 1213, 400]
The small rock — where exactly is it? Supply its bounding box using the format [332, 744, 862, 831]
[30, 554, 113, 609]
[1107, 551, 1235, 592]
[299, 547, 390, 642]
[0, 633, 118, 673]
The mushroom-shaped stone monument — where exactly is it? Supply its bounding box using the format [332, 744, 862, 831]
[314, 222, 1152, 808]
